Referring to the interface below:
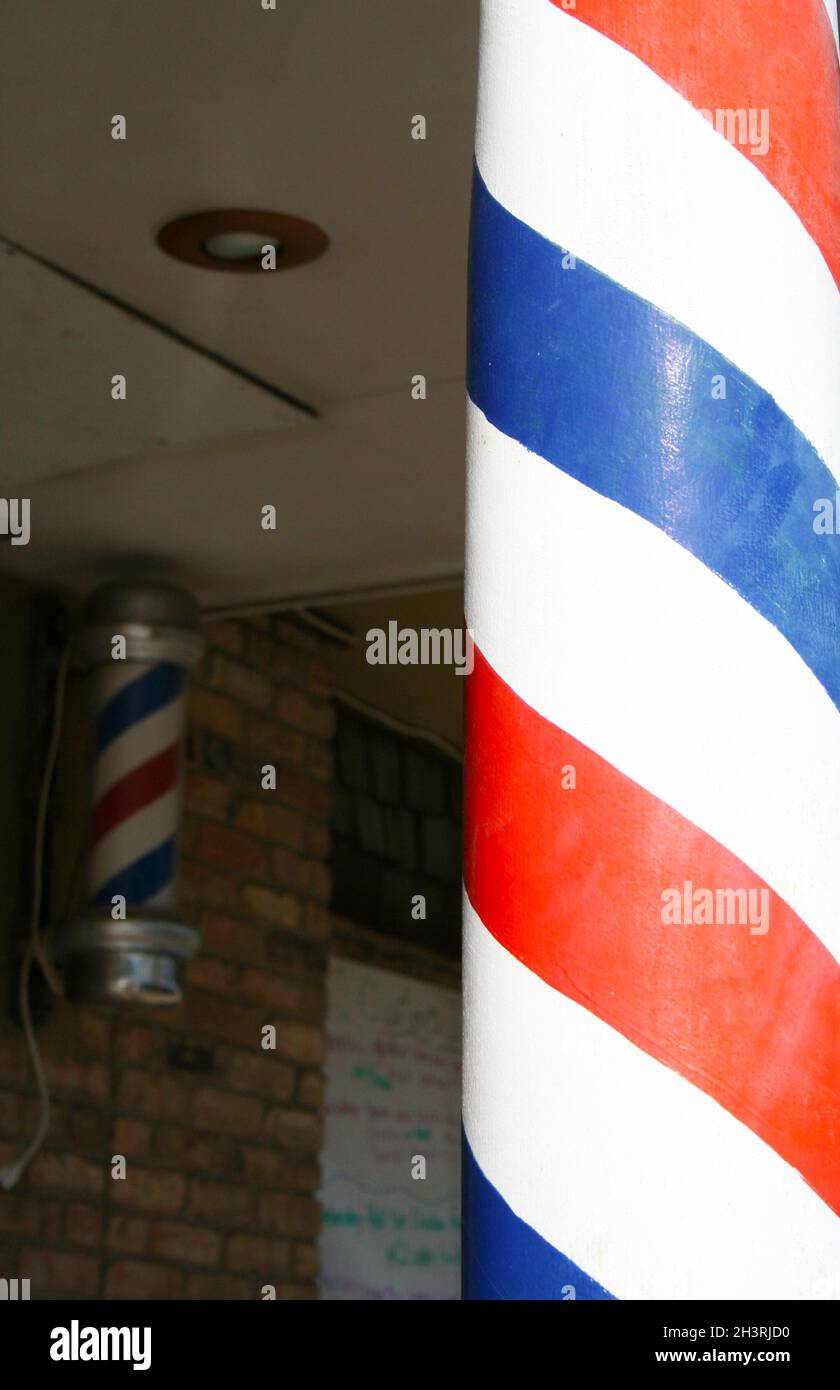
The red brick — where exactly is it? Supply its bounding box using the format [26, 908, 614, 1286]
[225, 1233, 291, 1274]
[303, 819, 331, 859]
[250, 625, 326, 679]
[184, 772, 232, 821]
[305, 738, 333, 782]
[303, 859, 331, 902]
[29, 1150, 105, 1197]
[184, 1271, 251, 1300]
[70, 1106, 111, 1149]
[141, 998, 193, 1039]
[300, 902, 331, 941]
[193, 1087, 263, 1137]
[117, 1069, 190, 1120]
[197, 822, 268, 878]
[241, 628, 278, 672]
[239, 883, 301, 930]
[296, 978, 327, 1023]
[0, 1090, 23, 1133]
[115, 1022, 158, 1064]
[42, 1056, 109, 1102]
[275, 768, 331, 818]
[264, 850, 331, 910]
[180, 812, 197, 855]
[112, 1165, 185, 1214]
[225, 1050, 295, 1103]
[307, 656, 333, 692]
[186, 1179, 251, 1227]
[188, 686, 242, 740]
[292, 1242, 319, 1280]
[274, 687, 334, 739]
[104, 1260, 183, 1300]
[180, 860, 240, 911]
[239, 1148, 319, 1191]
[75, 1011, 111, 1057]
[264, 931, 325, 978]
[266, 845, 308, 895]
[21, 1247, 99, 1296]
[238, 967, 301, 1011]
[258, 1192, 321, 1239]
[199, 911, 266, 964]
[264, 1107, 323, 1154]
[190, 993, 264, 1048]
[209, 654, 271, 711]
[185, 954, 239, 995]
[244, 716, 306, 767]
[153, 1125, 232, 1173]
[41, 1202, 62, 1240]
[65, 1203, 104, 1247]
[106, 1213, 148, 1254]
[235, 801, 302, 851]
[296, 1070, 325, 1110]
[0, 1195, 39, 1235]
[276, 1281, 317, 1300]
[0, 1036, 27, 1082]
[272, 1020, 324, 1066]
[149, 1220, 222, 1266]
[203, 620, 244, 657]
[113, 1118, 151, 1157]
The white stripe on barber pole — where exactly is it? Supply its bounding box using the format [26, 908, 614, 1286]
[463, 893, 840, 1301]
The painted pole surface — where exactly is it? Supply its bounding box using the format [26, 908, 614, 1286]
[463, 0, 840, 1299]
[88, 658, 187, 909]
[60, 582, 204, 1004]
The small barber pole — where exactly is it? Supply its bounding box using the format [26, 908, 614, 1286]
[59, 582, 204, 1004]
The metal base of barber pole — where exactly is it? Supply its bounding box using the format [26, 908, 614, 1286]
[59, 582, 204, 1006]
[59, 914, 199, 1006]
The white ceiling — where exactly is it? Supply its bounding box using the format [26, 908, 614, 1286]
[0, 0, 477, 608]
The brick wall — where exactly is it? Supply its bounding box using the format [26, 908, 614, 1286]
[0, 613, 336, 1299]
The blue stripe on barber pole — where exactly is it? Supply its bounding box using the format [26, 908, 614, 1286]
[465, 403, 840, 966]
[95, 663, 184, 754]
[463, 1132, 616, 1301]
[463, 893, 840, 1299]
[93, 836, 175, 906]
[474, 0, 840, 474]
[468, 167, 840, 711]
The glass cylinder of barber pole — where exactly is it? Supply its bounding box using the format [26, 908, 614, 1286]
[59, 582, 204, 1005]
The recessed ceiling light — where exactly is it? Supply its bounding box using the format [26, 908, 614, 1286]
[156, 209, 328, 273]
[202, 231, 283, 262]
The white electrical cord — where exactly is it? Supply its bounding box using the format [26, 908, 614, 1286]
[0, 641, 71, 1191]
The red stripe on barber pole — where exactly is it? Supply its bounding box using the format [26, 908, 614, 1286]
[90, 742, 180, 847]
[463, 642, 840, 1216]
[555, 0, 840, 286]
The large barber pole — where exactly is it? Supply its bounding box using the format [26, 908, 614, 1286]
[463, 0, 840, 1298]
[60, 583, 204, 1005]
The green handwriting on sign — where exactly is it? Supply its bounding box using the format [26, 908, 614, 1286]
[386, 1242, 461, 1268]
[323, 1204, 459, 1235]
[351, 1065, 392, 1090]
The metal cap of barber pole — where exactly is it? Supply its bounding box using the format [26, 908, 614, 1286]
[75, 581, 205, 669]
[59, 582, 204, 1005]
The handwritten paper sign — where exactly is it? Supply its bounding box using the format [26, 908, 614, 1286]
[319, 956, 461, 1299]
